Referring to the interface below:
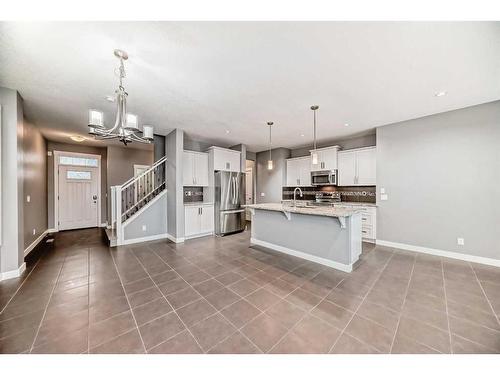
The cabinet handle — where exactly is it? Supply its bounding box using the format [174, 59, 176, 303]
[201, 207, 203, 215]
[297, 178, 300, 185]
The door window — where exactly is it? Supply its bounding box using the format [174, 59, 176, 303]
[67, 170, 91, 180]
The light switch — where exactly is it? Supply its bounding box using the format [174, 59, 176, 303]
[26, 195, 31, 203]
[260, 192, 265, 197]
[380, 194, 388, 201]
[380, 188, 385, 194]
[142, 225, 147, 231]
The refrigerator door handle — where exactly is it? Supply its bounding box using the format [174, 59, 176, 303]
[222, 209, 245, 214]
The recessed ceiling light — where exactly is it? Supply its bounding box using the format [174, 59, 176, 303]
[105, 95, 115, 102]
[344, 123, 350, 127]
[300, 134, 305, 137]
[225, 130, 230, 134]
[435, 91, 447, 97]
[70, 135, 86, 142]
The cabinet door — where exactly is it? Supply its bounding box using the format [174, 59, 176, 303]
[200, 205, 214, 233]
[338, 151, 357, 186]
[298, 158, 311, 186]
[226, 151, 241, 172]
[184, 206, 200, 237]
[286, 159, 300, 186]
[356, 148, 376, 185]
[183, 152, 195, 186]
[320, 149, 338, 170]
[194, 153, 209, 186]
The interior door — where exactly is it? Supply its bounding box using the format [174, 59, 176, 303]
[58, 165, 99, 230]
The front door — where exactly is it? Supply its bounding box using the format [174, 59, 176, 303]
[58, 165, 99, 230]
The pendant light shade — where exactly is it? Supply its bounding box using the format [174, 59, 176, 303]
[311, 105, 319, 165]
[267, 121, 274, 170]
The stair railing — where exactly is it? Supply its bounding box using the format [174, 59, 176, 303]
[111, 156, 167, 245]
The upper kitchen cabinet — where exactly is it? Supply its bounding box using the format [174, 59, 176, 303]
[310, 146, 340, 171]
[208, 146, 241, 172]
[286, 156, 311, 186]
[183, 150, 209, 186]
[338, 146, 376, 186]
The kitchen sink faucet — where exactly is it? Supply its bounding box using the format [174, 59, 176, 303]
[293, 187, 303, 207]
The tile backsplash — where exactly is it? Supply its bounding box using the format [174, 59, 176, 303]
[184, 187, 204, 203]
[282, 185, 376, 204]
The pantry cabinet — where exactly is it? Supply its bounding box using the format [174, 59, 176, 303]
[183, 151, 209, 186]
[338, 147, 376, 186]
[286, 156, 311, 187]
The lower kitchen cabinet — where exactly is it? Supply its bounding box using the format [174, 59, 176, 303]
[185, 204, 214, 239]
[335, 203, 377, 242]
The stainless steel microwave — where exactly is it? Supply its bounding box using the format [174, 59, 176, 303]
[311, 170, 338, 186]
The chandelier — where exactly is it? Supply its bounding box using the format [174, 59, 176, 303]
[87, 49, 154, 145]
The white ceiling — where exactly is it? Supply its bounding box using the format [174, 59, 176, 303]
[1, 21, 500, 152]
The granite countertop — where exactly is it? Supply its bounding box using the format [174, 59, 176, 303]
[245, 203, 362, 218]
[183, 202, 214, 206]
[281, 200, 377, 207]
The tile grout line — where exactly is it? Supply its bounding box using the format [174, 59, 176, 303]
[0, 251, 46, 315]
[266, 277, 344, 353]
[469, 263, 500, 327]
[109, 248, 148, 353]
[326, 250, 396, 354]
[441, 258, 454, 353]
[28, 252, 68, 353]
[128, 245, 207, 353]
[388, 253, 416, 353]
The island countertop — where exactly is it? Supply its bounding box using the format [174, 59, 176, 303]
[245, 203, 361, 218]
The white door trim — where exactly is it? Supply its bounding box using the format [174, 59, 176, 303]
[53, 150, 102, 232]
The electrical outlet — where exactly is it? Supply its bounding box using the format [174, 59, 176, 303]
[142, 225, 147, 232]
[260, 192, 265, 197]
[457, 238, 465, 246]
[26, 195, 31, 203]
[32, 229, 36, 235]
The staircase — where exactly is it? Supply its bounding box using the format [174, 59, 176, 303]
[108, 156, 167, 246]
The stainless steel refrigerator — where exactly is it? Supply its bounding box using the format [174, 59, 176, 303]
[214, 171, 246, 236]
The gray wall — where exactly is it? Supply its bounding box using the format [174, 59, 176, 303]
[166, 129, 184, 240]
[256, 147, 290, 204]
[47, 141, 108, 227]
[107, 145, 154, 222]
[377, 101, 500, 260]
[290, 133, 376, 158]
[153, 134, 166, 162]
[183, 135, 213, 152]
[22, 119, 48, 250]
[0, 87, 23, 272]
[124, 193, 167, 240]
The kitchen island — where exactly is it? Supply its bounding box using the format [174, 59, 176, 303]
[246, 203, 363, 272]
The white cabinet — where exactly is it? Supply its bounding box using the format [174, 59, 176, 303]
[338, 147, 376, 186]
[310, 146, 340, 171]
[286, 157, 311, 187]
[184, 204, 214, 239]
[183, 151, 209, 186]
[335, 204, 377, 242]
[208, 147, 241, 172]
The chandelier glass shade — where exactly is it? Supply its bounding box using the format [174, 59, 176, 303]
[267, 121, 274, 170]
[88, 49, 154, 145]
[310, 105, 319, 165]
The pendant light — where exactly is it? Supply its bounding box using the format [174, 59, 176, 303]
[267, 121, 274, 170]
[311, 105, 319, 165]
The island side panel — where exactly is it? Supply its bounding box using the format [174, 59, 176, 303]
[250, 209, 362, 272]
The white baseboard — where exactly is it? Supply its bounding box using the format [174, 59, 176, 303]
[24, 229, 50, 257]
[251, 237, 353, 273]
[185, 232, 214, 240]
[47, 228, 57, 233]
[99, 222, 108, 228]
[376, 240, 500, 268]
[166, 233, 185, 244]
[0, 262, 26, 281]
[122, 233, 169, 246]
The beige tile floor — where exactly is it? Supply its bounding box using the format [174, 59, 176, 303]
[1, 227, 499, 354]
